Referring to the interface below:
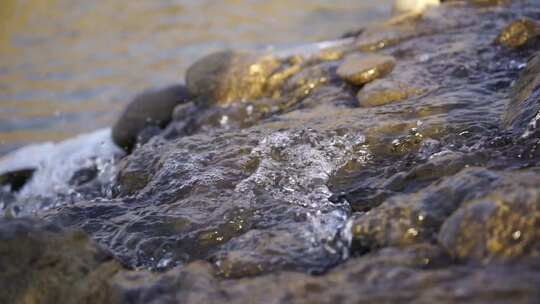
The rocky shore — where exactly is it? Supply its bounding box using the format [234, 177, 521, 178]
[2, 1, 540, 303]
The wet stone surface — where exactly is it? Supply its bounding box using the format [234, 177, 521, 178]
[337, 53, 396, 86]
[3, 1, 540, 303]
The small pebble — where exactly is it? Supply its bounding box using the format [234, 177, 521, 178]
[337, 53, 396, 86]
[496, 18, 540, 49]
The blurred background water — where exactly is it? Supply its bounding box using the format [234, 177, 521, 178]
[0, 0, 391, 155]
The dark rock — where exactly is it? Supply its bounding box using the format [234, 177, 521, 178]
[107, 261, 222, 303]
[112, 84, 192, 152]
[220, 245, 540, 304]
[337, 53, 396, 86]
[0, 168, 35, 192]
[0, 218, 121, 304]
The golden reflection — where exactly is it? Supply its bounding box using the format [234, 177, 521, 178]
[0, 0, 390, 151]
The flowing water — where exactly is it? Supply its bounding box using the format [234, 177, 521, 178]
[0, 0, 391, 155]
[3, 1, 540, 302]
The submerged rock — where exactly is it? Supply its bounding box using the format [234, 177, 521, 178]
[337, 53, 396, 86]
[112, 84, 192, 152]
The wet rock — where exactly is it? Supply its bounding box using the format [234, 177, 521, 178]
[350, 168, 509, 251]
[337, 53, 396, 86]
[503, 53, 540, 137]
[357, 79, 425, 107]
[212, 228, 341, 278]
[107, 261, 222, 304]
[5, 2, 540, 303]
[0, 218, 121, 304]
[221, 245, 540, 304]
[112, 84, 192, 152]
[0, 168, 35, 192]
[496, 19, 540, 49]
[185, 51, 281, 106]
[439, 185, 540, 262]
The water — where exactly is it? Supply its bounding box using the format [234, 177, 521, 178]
[3, 1, 540, 300]
[0, 0, 391, 155]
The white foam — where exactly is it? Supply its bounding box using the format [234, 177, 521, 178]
[0, 128, 124, 198]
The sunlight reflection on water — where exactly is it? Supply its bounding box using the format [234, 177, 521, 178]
[0, 0, 390, 155]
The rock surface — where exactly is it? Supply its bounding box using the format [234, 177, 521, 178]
[337, 53, 396, 86]
[496, 18, 540, 49]
[0, 218, 121, 304]
[185, 51, 281, 106]
[112, 84, 192, 152]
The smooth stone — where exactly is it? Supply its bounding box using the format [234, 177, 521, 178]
[496, 19, 540, 49]
[112, 84, 192, 152]
[337, 53, 396, 86]
[357, 79, 424, 107]
[185, 50, 281, 107]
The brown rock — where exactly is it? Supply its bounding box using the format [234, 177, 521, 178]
[337, 53, 396, 86]
[439, 187, 540, 262]
[0, 218, 121, 304]
[357, 79, 425, 107]
[185, 51, 281, 106]
[496, 19, 540, 49]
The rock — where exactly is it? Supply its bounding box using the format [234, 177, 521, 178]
[337, 53, 396, 86]
[357, 79, 424, 107]
[439, 186, 540, 262]
[503, 53, 540, 137]
[349, 168, 522, 251]
[107, 261, 222, 304]
[0, 218, 121, 304]
[220, 245, 540, 304]
[0, 168, 35, 192]
[185, 51, 281, 106]
[496, 19, 540, 49]
[112, 84, 192, 152]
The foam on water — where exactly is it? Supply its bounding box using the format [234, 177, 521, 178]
[0, 128, 123, 214]
[235, 128, 369, 259]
